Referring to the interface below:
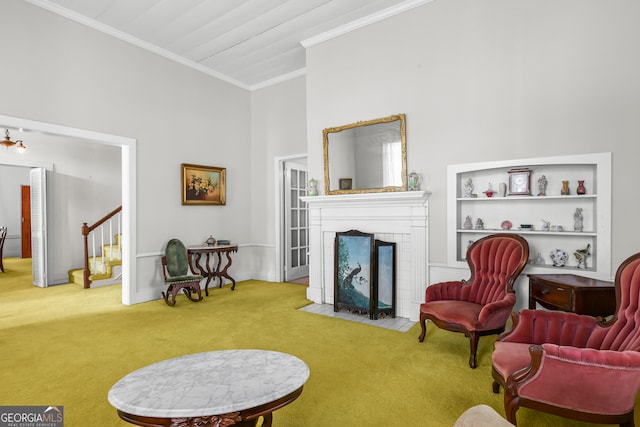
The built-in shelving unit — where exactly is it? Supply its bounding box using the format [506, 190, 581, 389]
[447, 153, 612, 276]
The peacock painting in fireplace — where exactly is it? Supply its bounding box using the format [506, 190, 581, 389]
[334, 230, 396, 319]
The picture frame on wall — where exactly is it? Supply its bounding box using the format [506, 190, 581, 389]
[181, 163, 226, 205]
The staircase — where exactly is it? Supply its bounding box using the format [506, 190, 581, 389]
[68, 233, 123, 287]
[68, 206, 123, 288]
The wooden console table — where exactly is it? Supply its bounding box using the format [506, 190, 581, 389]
[188, 244, 238, 295]
[108, 350, 310, 427]
[528, 273, 616, 317]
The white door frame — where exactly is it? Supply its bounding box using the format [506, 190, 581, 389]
[0, 114, 137, 305]
[274, 153, 307, 282]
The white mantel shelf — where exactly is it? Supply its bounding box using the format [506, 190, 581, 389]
[301, 191, 430, 322]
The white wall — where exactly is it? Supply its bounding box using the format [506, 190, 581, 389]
[0, 132, 121, 282]
[306, 0, 640, 272]
[250, 76, 308, 281]
[1, 0, 252, 301]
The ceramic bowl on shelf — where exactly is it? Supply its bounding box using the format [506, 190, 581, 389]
[519, 224, 533, 230]
[550, 225, 564, 232]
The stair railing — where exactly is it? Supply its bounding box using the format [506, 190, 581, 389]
[81, 206, 122, 289]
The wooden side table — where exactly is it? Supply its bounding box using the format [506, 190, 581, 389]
[188, 244, 239, 295]
[528, 274, 615, 317]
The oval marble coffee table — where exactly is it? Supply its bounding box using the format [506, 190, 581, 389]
[108, 349, 310, 427]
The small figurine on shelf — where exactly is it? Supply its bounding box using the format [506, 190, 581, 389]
[205, 235, 217, 246]
[541, 219, 550, 231]
[574, 243, 591, 269]
[561, 180, 570, 195]
[574, 207, 584, 231]
[474, 218, 485, 230]
[463, 215, 473, 230]
[534, 252, 546, 265]
[537, 175, 548, 196]
[464, 178, 477, 198]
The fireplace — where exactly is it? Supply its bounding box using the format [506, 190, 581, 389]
[301, 191, 430, 321]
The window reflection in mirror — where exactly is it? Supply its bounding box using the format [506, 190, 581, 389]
[323, 114, 407, 194]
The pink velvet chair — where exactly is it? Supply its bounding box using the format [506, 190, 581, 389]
[418, 234, 529, 368]
[492, 252, 640, 426]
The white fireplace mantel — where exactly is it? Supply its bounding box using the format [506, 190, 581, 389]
[301, 191, 430, 321]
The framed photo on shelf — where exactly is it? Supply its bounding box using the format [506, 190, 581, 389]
[508, 168, 531, 195]
[181, 163, 226, 205]
[339, 178, 353, 190]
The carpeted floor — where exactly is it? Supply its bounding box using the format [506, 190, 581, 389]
[0, 257, 626, 426]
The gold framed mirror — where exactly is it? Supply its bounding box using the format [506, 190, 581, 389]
[323, 114, 407, 195]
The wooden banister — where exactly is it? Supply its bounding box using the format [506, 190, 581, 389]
[82, 206, 122, 289]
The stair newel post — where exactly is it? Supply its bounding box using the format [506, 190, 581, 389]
[81, 222, 92, 289]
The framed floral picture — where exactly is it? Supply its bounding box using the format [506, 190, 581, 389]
[181, 163, 226, 205]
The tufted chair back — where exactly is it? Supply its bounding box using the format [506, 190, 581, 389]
[586, 253, 640, 351]
[462, 234, 530, 305]
[165, 238, 190, 278]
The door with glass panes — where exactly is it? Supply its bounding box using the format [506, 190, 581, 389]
[284, 162, 309, 281]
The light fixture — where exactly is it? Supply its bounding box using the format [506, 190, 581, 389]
[1, 129, 26, 152]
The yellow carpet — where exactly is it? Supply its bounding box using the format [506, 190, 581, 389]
[0, 257, 627, 426]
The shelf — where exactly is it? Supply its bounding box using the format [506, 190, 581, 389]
[457, 195, 597, 201]
[448, 153, 611, 275]
[456, 229, 596, 236]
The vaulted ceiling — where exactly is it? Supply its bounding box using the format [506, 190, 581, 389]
[27, 0, 429, 90]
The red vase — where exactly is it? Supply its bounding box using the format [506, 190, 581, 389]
[576, 180, 586, 195]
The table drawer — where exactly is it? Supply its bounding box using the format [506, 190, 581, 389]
[530, 281, 572, 310]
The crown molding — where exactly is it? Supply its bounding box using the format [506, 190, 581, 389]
[249, 68, 306, 91]
[301, 0, 433, 48]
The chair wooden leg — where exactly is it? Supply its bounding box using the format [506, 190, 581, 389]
[418, 312, 427, 342]
[468, 331, 479, 369]
[504, 391, 520, 426]
[184, 284, 203, 302]
[162, 284, 179, 306]
[492, 380, 501, 393]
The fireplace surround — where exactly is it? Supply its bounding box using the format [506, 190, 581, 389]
[301, 191, 430, 321]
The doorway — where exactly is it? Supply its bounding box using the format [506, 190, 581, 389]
[21, 185, 31, 258]
[283, 161, 309, 282]
[0, 114, 136, 304]
[274, 154, 309, 284]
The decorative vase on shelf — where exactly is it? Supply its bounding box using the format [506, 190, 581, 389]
[576, 180, 586, 195]
[307, 178, 318, 196]
[498, 182, 507, 197]
[561, 180, 570, 195]
[408, 171, 421, 191]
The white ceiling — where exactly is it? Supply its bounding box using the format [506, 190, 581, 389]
[27, 0, 430, 90]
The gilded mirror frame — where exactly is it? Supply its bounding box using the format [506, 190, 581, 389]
[323, 114, 407, 195]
